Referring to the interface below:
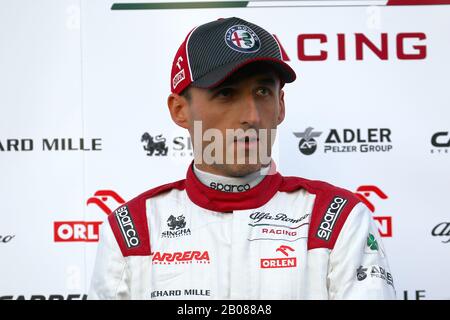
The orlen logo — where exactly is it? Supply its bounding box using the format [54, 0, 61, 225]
[260, 245, 297, 269]
[54, 190, 126, 242]
[355, 186, 393, 237]
[54, 221, 102, 242]
[152, 251, 210, 265]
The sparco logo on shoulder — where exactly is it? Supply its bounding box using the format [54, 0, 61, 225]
[316, 196, 348, 241]
[114, 206, 140, 248]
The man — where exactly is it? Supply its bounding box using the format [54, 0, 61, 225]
[89, 17, 396, 299]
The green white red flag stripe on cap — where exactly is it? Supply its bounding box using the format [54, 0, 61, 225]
[111, 0, 450, 10]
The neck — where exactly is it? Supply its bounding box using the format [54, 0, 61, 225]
[193, 164, 271, 193]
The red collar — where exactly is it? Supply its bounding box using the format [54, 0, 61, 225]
[185, 161, 283, 212]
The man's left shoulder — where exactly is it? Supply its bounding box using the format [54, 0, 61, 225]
[280, 175, 359, 202]
[280, 175, 363, 250]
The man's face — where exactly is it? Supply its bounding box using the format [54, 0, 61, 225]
[172, 64, 285, 177]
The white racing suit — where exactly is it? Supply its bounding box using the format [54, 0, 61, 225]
[89, 162, 396, 299]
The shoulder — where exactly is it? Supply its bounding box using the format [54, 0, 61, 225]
[279, 175, 363, 250]
[280, 175, 358, 200]
[107, 179, 186, 257]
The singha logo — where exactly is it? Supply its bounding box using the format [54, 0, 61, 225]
[141, 133, 168, 156]
[167, 215, 186, 230]
[161, 215, 191, 238]
[162, 215, 191, 238]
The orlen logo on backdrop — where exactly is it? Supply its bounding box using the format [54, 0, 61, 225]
[355, 186, 393, 237]
[54, 190, 126, 242]
[54, 221, 103, 242]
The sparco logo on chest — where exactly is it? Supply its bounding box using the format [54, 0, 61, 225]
[316, 196, 348, 241]
[114, 206, 140, 248]
[209, 182, 250, 192]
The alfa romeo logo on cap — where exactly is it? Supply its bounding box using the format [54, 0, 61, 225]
[225, 25, 261, 53]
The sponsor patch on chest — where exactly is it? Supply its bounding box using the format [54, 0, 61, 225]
[247, 212, 310, 242]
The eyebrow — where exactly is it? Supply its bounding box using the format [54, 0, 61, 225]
[210, 75, 278, 92]
[256, 77, 277, 86]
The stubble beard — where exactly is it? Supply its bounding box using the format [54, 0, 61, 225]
[192, 121, 276, 177]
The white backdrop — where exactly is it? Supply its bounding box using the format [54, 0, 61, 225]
[1, 0, 449, 300]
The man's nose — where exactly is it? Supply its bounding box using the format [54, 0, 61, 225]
[240, 95, 261, 127]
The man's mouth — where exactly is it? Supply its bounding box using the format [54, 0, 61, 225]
[235, 136, 258, 142]
[234, 136, 259, 149]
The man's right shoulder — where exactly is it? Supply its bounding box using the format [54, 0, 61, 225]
[106, 179, 186, 257]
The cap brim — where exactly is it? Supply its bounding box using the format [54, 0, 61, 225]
[192, 58, 297, 89]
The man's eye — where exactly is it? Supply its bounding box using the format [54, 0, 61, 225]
[214, 88, 234, 98]
[256, 87, 270, 96]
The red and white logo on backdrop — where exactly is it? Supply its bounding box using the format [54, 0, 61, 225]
[273, 32, 427, 61]
[54, 190, 126, 242]
[355, 186, 393, 237]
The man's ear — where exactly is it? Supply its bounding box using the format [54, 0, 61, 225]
[167, 93, 190, 129]
[277, 89, 286, 125]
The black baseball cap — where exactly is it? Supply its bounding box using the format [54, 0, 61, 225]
[170, 17, 297, 94]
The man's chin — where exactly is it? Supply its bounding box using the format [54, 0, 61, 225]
[217, 162, 264, 178]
